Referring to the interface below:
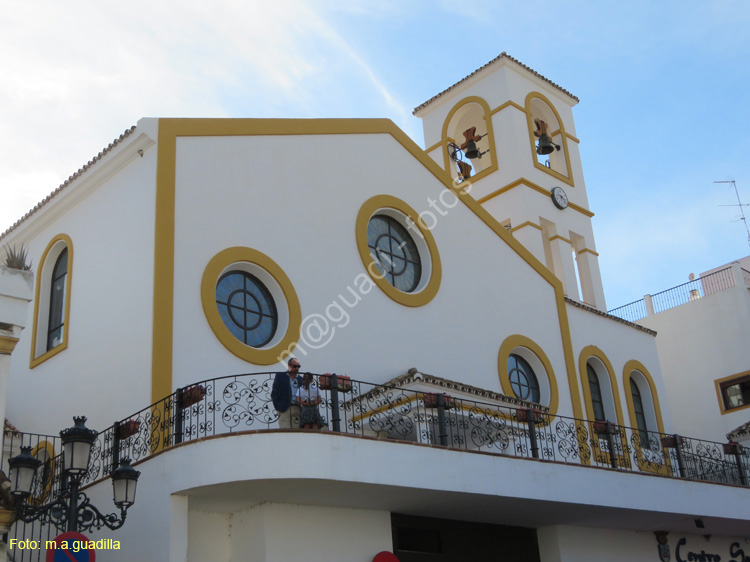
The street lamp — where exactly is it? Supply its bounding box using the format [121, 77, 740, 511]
[8, 416, 140, 532]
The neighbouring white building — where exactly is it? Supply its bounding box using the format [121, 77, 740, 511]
[0, 53, 748, 562]
[609, 258, 750, 445]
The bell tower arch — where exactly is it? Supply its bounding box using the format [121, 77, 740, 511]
[414, 53, 606, 310]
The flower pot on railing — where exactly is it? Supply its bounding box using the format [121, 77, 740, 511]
[516, 408, 544, 423]
[423, 393, 456, 410]
[179, 385, 207, 408]
[592, 421, 617, 436]
[318, 373, 352, 393]
[723, 441, 744, 455]
[660, 435, 684, 449]
[116, 420, 141, 439]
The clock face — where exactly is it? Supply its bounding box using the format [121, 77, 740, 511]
[551, 187, 568, 209]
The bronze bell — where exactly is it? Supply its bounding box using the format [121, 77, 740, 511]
[536, 134, 558, 155]
[464, 140, 481, 159]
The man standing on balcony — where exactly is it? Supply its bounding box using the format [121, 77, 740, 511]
[272, 358, 302, 429]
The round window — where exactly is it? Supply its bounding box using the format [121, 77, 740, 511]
[201, 247, 301, 365]
[508, 353, 540, 403]
[367, 215, 421, 293]
[216, 271, 278, 348]
[355, 195, 441, 307]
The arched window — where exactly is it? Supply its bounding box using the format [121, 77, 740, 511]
[30, 235, 73, 368]
[47, 248, 68, 351]
[630, 378, 649, 443]
[441, 97, 497, 183]
[587, 363, 606, 421]
[525, 92, 573, 184]
[508, 354, 540, 403]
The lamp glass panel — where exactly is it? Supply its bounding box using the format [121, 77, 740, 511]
[9, 464, 36, 495]
[64, 440, 93, 473]
[113, 478, 136, 507]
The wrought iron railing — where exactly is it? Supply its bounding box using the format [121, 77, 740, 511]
[608, 267, 737, 322]
[4, 372, 749, 561]
[606, 298, 647, 323]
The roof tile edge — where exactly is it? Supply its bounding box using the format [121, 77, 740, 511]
[413, 52, 579, 116]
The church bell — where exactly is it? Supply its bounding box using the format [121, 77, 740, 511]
[536, 134, 557, 155]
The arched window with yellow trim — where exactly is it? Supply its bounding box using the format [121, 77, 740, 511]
[525, 92, 573, 184]
[627, 369, 661, 449]
[30, 234, 73, 368]
[441, 97, 497, 184]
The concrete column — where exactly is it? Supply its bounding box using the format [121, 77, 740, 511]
[549, 236, 579, 300]
[575, 251, 606, 310]
[512, 224, 546, 265]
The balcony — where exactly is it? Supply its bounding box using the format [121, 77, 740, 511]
[4, 371, 747, 495]
[607, 264, 750, 323]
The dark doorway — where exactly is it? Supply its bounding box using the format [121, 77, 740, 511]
[392, 513, 540, 562]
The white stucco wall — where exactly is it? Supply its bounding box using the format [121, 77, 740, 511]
[640, 282, 750, 441]
[3, 129, 158, 433]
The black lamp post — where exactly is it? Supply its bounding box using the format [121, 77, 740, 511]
[8, 416, 140, 532]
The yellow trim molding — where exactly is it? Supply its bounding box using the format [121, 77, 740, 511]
[490, 100, 526, 115]
[525, 92, 574, 187]
[497, 334, 559, 418]
[30, 234, 73, 369]
[549, 235, 572, 245]
[623, 360, 669, 475]
[355, 195, 442, 307]
[510, 221, 542, 233]
[201, 247, 302, 365]
[29, 441, 55, 504]
[440, 96, 499, 184]
[578, 345, 625, 426]
[0, 335, 19, 355]
[714, 370, 750, 415]
[623, 360, 665, 433]
[476, 178, 594, 218]
[153, 118, 584, 423]
[577, 248, 599, 257]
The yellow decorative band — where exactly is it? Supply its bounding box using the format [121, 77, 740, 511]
[490, 100, 526, 115]
[424, 140, 442, 153]
[549, 235, 572, 245]
[578, 248, 599, 257]
[0, 335, 20, 355]
[511, 221, 543, 233]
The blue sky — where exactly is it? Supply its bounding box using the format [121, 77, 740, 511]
[2, 0, 749, 309]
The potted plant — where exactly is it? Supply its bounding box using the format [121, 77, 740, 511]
[660, 435, 684, 448]
[318, 373, 352, 393]
[423, 392, 456, 409]
[517, 407, 544, 423]
[592, 421, 617, 435]
[723, 441, 744, 455]
[3, 243, 33, 271]
[179, 385, 207, 408]
[117, 420, 141, 439]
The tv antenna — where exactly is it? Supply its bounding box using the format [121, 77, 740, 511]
[715, 180, 750, 248]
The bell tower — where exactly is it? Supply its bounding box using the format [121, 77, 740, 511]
[414, 53, 606, 310]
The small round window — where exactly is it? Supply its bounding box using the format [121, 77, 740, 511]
[508, 354, 540, 403]
[216, 271, 278, 348]
[367, 215, 421, 293]
[355, 195, 442, 307]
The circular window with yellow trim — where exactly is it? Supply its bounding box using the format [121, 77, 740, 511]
[355, 195, 441, 307]
[497, 335, 559, 417]
[201, 247, 301, 365]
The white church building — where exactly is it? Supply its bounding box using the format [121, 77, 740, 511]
[0, 53, 748, 562]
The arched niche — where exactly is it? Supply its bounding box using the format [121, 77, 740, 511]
[525, 92, 573, 185]
[441, 97, 497, 184]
